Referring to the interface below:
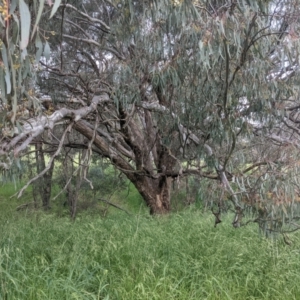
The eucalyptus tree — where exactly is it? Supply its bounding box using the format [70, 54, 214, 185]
[1, 0, 300, 225]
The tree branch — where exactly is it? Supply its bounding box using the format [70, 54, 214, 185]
[63, 34, 126, 60]
[64, 4, 110, 32]
[0, 94, 110, 157]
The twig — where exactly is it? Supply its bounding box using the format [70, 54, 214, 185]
[64, 4, 110, 31]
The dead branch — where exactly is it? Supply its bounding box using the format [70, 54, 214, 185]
[16, 202, 37, 211]
[98, 198, 131, 215]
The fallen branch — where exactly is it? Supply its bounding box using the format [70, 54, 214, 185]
[98, 198, 131, 215]
[16, 202, 37, 211]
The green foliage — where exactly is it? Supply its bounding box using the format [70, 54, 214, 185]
[81, 165, 128, 196]
[1, 211, 300, 299]
[1, 0, 300, 225]
[0, 181, 33, 219]
[116, 182, 146, 213]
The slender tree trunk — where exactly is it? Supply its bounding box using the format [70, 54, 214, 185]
[33, 143, 42, 208]
[42, 161, 54, 210]
[33, 141, 54, 210]
[70, 166, 82, 220]
[32, 177, 39, 209]
[63, 152, 82, 220]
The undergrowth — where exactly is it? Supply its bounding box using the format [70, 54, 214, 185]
[1, 209, 300, 299]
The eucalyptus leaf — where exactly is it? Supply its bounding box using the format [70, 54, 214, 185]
[11, 13, 20, 44]
[32, 0, 45, 39]
[49, 0, 62, 19]
[1, 45, 11, 94]
[0, 68, 7, 104]
[10, 0, 18, 14]
[19, 0, 31, 50]
[35, 33, 43, 62]
[0, 14, 4, 27]
[43, 41, 51, 60]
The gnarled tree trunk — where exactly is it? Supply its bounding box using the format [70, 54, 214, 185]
[74, 118, 178, 215]
[133, 176, 172, 214]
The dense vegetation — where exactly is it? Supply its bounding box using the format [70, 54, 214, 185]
[2, 1, 300, 298]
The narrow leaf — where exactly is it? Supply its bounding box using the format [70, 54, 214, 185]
[19, 0, 31, 49]
[49, 0, 62, 19]
[12, 13, 20, 44]
[35, 33, 43, 62]
[0, 14, 5, 26]
[0, 68, 7, 104]
[128, 0, 134, 23]
[1, 45, 11, 94]
[10, 0, 18, 14]
[32, 0, 45, 39]
[43, 41, 51, 60]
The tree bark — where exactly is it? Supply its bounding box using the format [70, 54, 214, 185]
[133, 176, 172, 214]
[33, 141, 54, 210]
[63, 153, 82, 220]
[73, 120, 176, 215]
[42, 160, 54, 210]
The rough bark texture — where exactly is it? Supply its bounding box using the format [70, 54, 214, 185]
[133, 176, 172, 214]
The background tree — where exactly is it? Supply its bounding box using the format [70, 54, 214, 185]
[1, 0, 300, 230]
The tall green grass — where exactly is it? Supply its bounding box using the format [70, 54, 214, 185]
[1, 209, 300, 299]
[0, 182, 34, 221]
